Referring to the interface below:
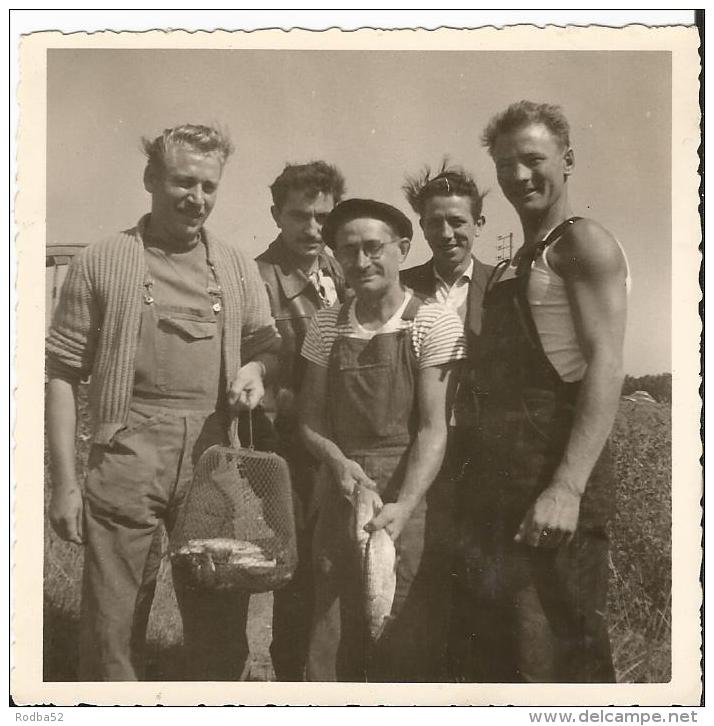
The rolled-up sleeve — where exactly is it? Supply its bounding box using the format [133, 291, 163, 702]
[45, 252, 98, 382]
[239, 256, 282, 362]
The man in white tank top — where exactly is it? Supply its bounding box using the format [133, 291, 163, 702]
[452, 101, 628, 683]
[486, 102, 628, 553]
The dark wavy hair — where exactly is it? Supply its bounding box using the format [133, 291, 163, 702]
[481, 100, 571, 155]
[403, 159, 486, 220]
[270, 161, 346, 211]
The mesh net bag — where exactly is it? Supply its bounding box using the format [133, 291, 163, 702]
[170, 416, 297, 593]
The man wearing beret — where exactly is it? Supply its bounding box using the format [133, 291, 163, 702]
[298, 199, 467, 681]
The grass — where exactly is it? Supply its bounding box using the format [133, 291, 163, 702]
[607, 399, 672, 682]
[43, 387, 672, 683]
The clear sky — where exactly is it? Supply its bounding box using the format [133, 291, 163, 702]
[47, 49, 671, 375]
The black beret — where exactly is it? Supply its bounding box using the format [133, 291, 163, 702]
[322, 198, 413, 249]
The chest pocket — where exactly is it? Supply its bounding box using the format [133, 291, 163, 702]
[335, 338, 393, 372]
[147, 305, 221, 399]
[159, 312, 216, 340]
[328, 330, 416, 445]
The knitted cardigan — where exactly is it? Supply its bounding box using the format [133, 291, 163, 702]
[46, 217, 280, 443]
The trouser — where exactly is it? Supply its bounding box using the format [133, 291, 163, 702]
[79, 403, 250, 681]
[269, 418, 318, 682]
[451, 526, 614, 683]
[306, 449, 454, 682]
[451, 395, 615, 683]
[270, 519, 314, 681]
[241, 406, 316, 682]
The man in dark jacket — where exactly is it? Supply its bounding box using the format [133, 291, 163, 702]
[400, 163, 492, 678]
[255, 161, 347, 680]
[401, 163, 492, 479]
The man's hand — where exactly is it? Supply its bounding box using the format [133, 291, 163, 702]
[227, 361, 265, 412]
[46, 377, 83, 544]
[328, 456, 378, 500]
[365, 502, 412, 542]
[514, 481, 582, 549]
[50, 483, 84, 545]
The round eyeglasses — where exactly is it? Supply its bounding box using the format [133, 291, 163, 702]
[335, 238, 401, 263]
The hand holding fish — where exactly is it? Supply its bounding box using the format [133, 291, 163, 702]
[351, 486, 397, 643]
[328, 455, 379, 500]
[364, 501, 412, 542]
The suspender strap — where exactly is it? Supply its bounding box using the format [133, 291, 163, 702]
[544, 216, 583, 245]
[510, 216, 583, 276]
[485, 259, 511, 294]
[336, 300, 350, 326]
[525, 216, 583, 270]
[513, 216, 583, 383]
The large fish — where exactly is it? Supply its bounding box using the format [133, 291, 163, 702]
[173, 538, 278, 589]
[351, 485, 397, 642]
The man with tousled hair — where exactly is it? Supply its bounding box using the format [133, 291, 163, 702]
[453, 101, 628, 682]
[400, 162, 493, 676]
[401, 161, 490, 328]
[255, 160, 347, 680]
[46, 124, 281, 681]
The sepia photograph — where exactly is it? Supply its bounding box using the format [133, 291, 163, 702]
[13, 18, 701, 707]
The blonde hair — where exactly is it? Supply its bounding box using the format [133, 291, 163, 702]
[482, 100, 571, 155]
[142, 124, 234, 171]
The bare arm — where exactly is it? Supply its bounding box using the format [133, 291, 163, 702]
[516, 220, 627, 547]
[298, 360, 377, 499]
[366, 364, 456, 540]
[46, 376, 84, 544]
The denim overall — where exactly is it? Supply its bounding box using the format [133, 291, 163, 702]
[451, 218, 615, 683]
[306, 295, 454, 682]
[79, 241, 250, 681]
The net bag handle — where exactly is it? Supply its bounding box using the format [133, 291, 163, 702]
[229, 410, 254, 451]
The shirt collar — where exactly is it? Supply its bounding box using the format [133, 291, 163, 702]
[433, 257, 474, 287]
[270, 236, 333, 300]
[137, 213, 208, 253]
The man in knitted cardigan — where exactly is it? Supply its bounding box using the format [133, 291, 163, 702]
[45, 124, 282, 681]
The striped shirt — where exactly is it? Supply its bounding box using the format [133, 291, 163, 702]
[301, 290, 467, 369]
